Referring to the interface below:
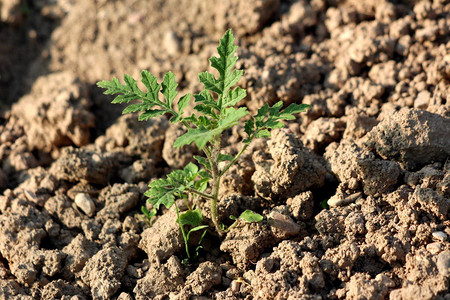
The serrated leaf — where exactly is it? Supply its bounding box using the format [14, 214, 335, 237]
[177, 93, 191, 115]
[244, 119, 254, 136]
[209, 29, 238, 87]
[269, 101, 283, 116]
[218, 154, 234, 162]
[198, 116, 212, 127]
[239, 209, 263, 222]
[111, 94, 138, 104]
[174, 128, 216, 149]
[217, 107, 248, 129]
[177, 208, 203, 227]
[194, 104, 218, 119]
[255, 129, 271, 138]
[199, 72, 221, 94]
[141, 70, 160, 101]
[138, 109, 166, 121]
[224, 69, 243, 91]
[225, 87, 246, 107]
[148, 189, 175, 210]
[278, 103, 311, 120]
[162, 71, 178, 108]
[264, 120, 284, 129]
[255, 104, 269, 123]
[194, 156, 211, 170]
[121, 103, 148, 114]
[124, 74, 141, 95]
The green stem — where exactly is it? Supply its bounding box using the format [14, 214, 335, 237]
[175, 204, 191, 259]
[220, 142, 249, 176]
[210, 136, 224, 235]
[185, 188, 214, 200]
[224, 220, 239, 232]
[210, 177, 222, 235]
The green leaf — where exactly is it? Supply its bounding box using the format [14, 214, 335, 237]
[146, 188, 176, 210]
[145, 163, 202, 210]
[177, 208, 203, 227]
[218, 154, 234, 162]
[194, 104, 218, 119]
[225, 87, 246, 107]
[162, 71, 178, 108]
[141, 70, 160, 101]
[209, 29, 239, 91]
[177, 93, 191, 114]
[194, 156, 211, 170]
[174, 128, 216, 149]
[184, 162, 199, 176]
[239, 209, 263, 222]
[141, 207, 157, 222]
[269, 101, 283, 117]
[217, 107, 248, 130]
[190, 225, 209, 235]
[244, 119, 254, 136]
[124, 74, 141, 95]
[278, 103, 311, 120]
[199, 72, 221, 94]
[255, 104, 269, 123]
[255, 129, 271, 138]
[122, 103, 148, 114]
[224, 69, 243, 91]
[138, 109, 166, 121]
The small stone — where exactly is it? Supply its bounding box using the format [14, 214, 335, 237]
[432, 231, 448, 242]
[328, 192, 361, 207]
[414, 90, 430, 109]
[74, 193, 96, 217]
[268, 211, 301, 238]
[164, 31, 181, 56]
[24, 190, 39, 205]
[426, 242, 442, 254]
[230, 280, 241, 292]
[436, 251, 450, 277]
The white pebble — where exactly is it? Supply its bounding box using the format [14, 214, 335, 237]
[75, 193, 96, 217]
[328, 192, 361, 207]
[426, 242, 442, 254]
[432, 231, 448, 242]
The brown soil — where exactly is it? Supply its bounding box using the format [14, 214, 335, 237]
[1, 0, 449, 299]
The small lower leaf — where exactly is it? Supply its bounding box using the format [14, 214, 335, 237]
[239, 209, 263, 223]
[177, 208, 203, 227]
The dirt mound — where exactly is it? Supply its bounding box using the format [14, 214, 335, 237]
[0, 0, 449, 299]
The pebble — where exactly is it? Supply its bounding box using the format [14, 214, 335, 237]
[268, 211, 301, 237]
[230, 280, 241, 292]
[24, 190, 45, 206]
[432, 231, 447, 242]
[328, 192, 361, 207]
[426, 242, 442, 254]
[437, 251, 450, 277]
[74, 193, 96, 217]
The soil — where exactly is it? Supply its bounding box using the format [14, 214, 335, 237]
[0, 0, 449, 299]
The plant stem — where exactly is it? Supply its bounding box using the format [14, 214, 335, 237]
[185, 188, 215, 200]
[220, 143, 249, 176]
[175, 204, 191, 259]
[209, 136, 224, 235]
[210, 176, 222, 235]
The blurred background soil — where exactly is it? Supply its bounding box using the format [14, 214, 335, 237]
[0, 0, 449, 299]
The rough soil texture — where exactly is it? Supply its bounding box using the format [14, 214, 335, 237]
[1, 0, 449, 299]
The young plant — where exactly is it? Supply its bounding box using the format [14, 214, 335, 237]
[97, 30, 310, 257]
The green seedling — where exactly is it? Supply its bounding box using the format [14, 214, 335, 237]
[97, 30, 311, 259]
[140, 206, 157, 226]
